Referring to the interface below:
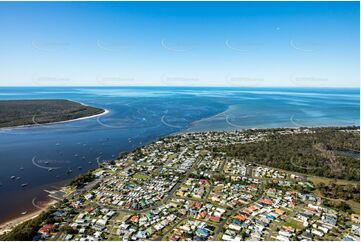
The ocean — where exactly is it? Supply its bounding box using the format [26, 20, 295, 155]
[0, 86, 359, 224]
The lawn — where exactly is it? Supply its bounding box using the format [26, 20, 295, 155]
[63, 186, 76, 197]
[133, 173, 149, 179]
[283, 218, 304, 230]
[309, 176, 358, 186]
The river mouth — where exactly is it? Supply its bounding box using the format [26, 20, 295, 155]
[0, 86, 359, 226]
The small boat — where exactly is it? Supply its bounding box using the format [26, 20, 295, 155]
[78, 166, 82, 170]
[55, 142, 60, 146]
[10, 176, 15, 179]
[66, 169, 72, 174]
[48, 168, 53, 172]
[21, 183, 28, 187]
[99, 152, 103, 155]
[45, 161, 49, 165]
[74, 154, 79, 157]
[88, 161, 92, 164]
[20, 166, 24, 170]
[16, 177, 21, 180]
[21, 211, 27, 215]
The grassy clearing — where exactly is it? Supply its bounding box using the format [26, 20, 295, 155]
[133, 173, 149, 179]
[309, 176, 358, 186]
[283, 218, 304, 230]
[63, 186, 76, 197]
[167, 154, 177, 160]
[108, 235, 121, 241]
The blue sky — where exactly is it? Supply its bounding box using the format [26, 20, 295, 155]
[0, 1, 359, 87]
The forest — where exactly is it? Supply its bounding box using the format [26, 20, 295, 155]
[0, 99, 104, 128]
[317, 182, 360, 202]
[219, 127, 360, 181]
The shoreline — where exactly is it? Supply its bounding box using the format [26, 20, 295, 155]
[178, 123, 360, 135]
[0, 125, 359, 236]
[0, 108, 109, 131]
[0, 200, 57, 236]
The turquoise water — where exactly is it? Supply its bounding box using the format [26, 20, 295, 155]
[0, 87, 359, 223]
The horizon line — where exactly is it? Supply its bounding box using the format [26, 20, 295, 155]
[0, 85, 359, 89]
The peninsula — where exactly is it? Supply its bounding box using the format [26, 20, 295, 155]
[0, 100, 105, 128]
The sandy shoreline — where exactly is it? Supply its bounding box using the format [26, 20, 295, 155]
[0, 108, 110, 131]
[0, 103, 109, 234]
[0, 200, 58, 236]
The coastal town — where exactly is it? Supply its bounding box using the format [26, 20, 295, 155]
[4, 128, 360, 241]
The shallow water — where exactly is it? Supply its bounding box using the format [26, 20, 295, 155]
[0, 86, 359, 224]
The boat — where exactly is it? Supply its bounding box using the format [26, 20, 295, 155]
[21, 183, 28, 187]
[21, 211, 27, 215]
[78, 166, 82, 170]
[48, 168, 53, 172]
[66, 169, 73, 174]
[74, 154, 79, 157]
[10, 176, 15, 179]
[16, 177, 21, 180]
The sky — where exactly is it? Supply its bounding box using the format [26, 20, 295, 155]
[0, 1, 359, 87]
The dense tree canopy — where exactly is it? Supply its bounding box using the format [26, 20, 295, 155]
[0, 99, 104, 128]
[220, 127, 360, 180]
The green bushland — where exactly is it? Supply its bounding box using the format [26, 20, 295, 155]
[0, 99, 104, 128]
[218, 127, 360, 180]
[317, 182, 360, 202]
[69, 172, 96, 188]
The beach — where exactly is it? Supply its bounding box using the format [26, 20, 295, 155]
[0, 87, 358, 237]
[0, 108, 109, 131]
[0, 199, 58, 235]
